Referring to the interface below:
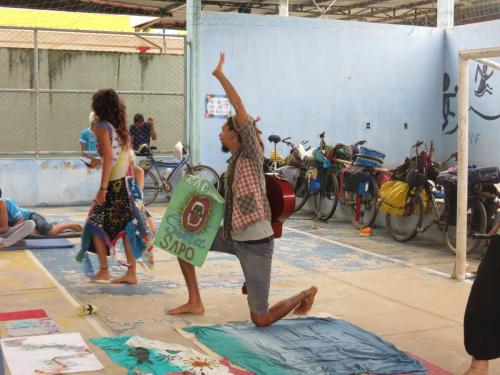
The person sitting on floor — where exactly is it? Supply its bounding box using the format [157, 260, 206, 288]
[0, 188, 36, 249]
[1, 192, 82, 237]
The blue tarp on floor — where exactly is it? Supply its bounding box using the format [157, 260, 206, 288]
[184, 317, 427, 375]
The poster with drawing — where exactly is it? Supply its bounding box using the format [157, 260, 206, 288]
[0, 333, 103, 375]
[205, 94, 231, 118]
[6, 318, 61, 337]
[154, 175, 224, 267]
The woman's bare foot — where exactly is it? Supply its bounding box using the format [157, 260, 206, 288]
[92, 269, 110, 282]
[111, 273, 138, 285]
[293, 286, 318, 315]
[463, 360, 489, 375]
[0, 240, 26, 249]
[166, 302, 205, 315]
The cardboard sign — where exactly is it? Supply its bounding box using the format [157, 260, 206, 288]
[154, 175, 224, 266]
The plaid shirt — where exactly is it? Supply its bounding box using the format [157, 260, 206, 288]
[223, 115, 272, 240]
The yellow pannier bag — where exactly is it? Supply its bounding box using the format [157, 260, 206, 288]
[379, 180, 427, 216]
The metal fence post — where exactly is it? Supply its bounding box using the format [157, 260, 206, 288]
[34, 28, 39, 158]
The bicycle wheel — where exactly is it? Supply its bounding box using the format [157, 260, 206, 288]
[314, 171, 339, 221]
[348, 176, 379, 229]
[385, 192, 424, 242]
[190, 165, 221, 193]
[294, 174, 310, 212]
[143, 171, 160, 206]
[443, 199, 487, 255]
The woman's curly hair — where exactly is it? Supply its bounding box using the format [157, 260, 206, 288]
[91, 89, 128, 146]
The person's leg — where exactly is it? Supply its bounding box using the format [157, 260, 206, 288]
[30, 212, 82, 236]
[167, 228, 234, 315]
[146, 214, 156, 235]
[47, 223, 82, 236]
[463, 358, 489, 375]
[166, 258, 204, 315]
[111, 236, 138, 285]
[0, 220, 36, 248]
[133, 165, 145, 190]
[251, 287, 318, 327]
[92, 235, 110, 281]
[237, 239, 318, 327]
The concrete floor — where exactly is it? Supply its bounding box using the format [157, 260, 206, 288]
[1, 203, 498, 374]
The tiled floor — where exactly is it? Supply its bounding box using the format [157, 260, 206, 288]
[1, 203, 498, 374]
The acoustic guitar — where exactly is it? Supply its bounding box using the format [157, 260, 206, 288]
[265, 173, 295, 238]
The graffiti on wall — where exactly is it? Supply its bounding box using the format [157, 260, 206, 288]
[474, 64, 494, 97]
[442, 72, 458, 135]
[443, 64, 500, 135]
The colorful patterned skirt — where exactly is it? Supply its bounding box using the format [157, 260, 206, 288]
[76, 177, 154, 277]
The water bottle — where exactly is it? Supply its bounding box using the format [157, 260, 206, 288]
[76, 304, 98, 316]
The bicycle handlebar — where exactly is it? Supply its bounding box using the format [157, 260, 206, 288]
[355, 140, 366, 146]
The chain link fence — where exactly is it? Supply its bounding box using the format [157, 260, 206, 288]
[0, 26, 186, 157]
[455, 0, 500, 25]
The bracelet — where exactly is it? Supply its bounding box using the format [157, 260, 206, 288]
[99, 187, 107, 191]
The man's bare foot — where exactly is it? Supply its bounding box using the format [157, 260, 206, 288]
[111, 273, 138, 285]
[92, 269, 110, 282]
[166, 302, 205, 315]
[293, 286, 318, 315]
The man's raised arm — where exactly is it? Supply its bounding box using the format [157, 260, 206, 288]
[212, 52, 248, 127]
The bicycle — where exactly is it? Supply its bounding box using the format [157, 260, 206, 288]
[266, 135, 315, 212]
[138, 143, 221, 206]
[314, 134, 386, 229]
[383, 141, 496, 255]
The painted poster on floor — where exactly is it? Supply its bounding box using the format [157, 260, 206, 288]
[6, 318, 61, 337]
[0, 332, 103, 375]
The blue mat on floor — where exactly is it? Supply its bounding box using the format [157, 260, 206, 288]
[0, 238, 74, 251]
[184, 317, 427, 375]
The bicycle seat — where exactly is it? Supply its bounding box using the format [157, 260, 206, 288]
[268, 135, 281, 144]
[137, 144, 150, 155]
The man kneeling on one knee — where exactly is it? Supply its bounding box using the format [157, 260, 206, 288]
[166, 52, 318, 327]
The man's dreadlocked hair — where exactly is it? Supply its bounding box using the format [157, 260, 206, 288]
[226, 115, 264, 151]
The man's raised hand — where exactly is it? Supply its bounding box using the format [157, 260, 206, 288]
[212, 52, 225, 77]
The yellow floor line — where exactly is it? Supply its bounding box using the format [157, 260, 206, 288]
[25, 250, 111, 337]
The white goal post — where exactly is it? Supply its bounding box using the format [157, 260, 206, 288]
[454, 47, 500, 280]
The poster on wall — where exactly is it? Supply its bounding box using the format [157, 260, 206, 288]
[205, 94, 231, 118]
[0, 333, 103, 375]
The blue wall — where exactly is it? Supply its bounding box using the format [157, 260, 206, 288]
[0, 158, 99, 206]
[198, 12, 445, 173]
[443, 19, 500, 167]
[4, 15, 500, 206]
